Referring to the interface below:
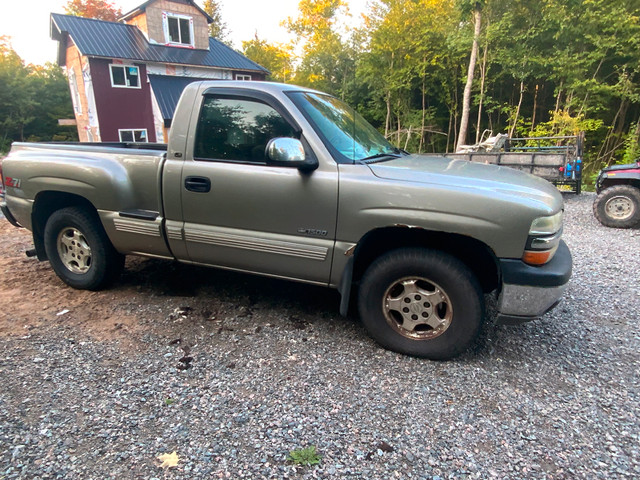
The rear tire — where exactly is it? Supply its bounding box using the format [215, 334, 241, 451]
[358, 248, 484, 360]
[44, 207, 124, 290]
[593, 185, 640, 228]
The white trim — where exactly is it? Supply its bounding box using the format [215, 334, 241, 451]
[81, 57, 101, 141]
[235, 74, 252, 81]
[109, 64, 142, 89]
[162, 11, 195, 48]
[150, 86, 166, 143]
[68, 69, 82, 115]
[146, 63, 232, 79]
[118, 129, 149, 142]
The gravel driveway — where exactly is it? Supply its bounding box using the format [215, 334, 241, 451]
[0, 193, 639, 479]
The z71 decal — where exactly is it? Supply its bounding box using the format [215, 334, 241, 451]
[4, 177, 21, 188]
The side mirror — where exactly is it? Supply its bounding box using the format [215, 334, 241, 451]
[266, 138, 318, 172]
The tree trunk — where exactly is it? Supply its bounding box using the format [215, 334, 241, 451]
[385, 91, 391, 138]
[456, 4, 481, 151]
[554, 81, 563, 114]
[531, 84, 539, 134]
[475, 36, 489, 144]
[446, 111, 453, 153]
[420, 69, 426, 153]
[396, 107, 401, 146]
[509, 81, 524, 138]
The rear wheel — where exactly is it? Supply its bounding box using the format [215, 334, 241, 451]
[44, 207, 124, 290]
[593, 185, 640, 228]
[358, 248, 484, 360]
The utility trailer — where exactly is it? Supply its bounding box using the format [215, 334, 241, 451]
[445, 134, 584, 194]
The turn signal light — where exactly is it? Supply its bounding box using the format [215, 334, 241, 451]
[522, 249, 553, 266]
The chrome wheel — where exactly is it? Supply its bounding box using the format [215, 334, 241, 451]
[57, 227, 92, 274]
[383, 277, 453, 340]
[604, 195, 635, 221]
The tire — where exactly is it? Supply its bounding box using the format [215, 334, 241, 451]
[43, 207, 124, 290]
[358, 248, 484, 360]
[593, 185, 640, 228]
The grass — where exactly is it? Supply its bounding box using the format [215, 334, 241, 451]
[288, 445, 322, 466]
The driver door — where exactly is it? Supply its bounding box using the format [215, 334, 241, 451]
[178, 92, 338, 284]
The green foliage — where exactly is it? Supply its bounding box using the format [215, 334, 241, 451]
[528, 110, 604, 139]
[284, 0, 356, 97]
[242, 35, 294, 83]
[288, 445, 322, 466]
[0, 38, 76, 153]
[621, 124, 640, 164]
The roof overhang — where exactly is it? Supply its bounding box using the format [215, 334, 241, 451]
[50, 14, 68, 66]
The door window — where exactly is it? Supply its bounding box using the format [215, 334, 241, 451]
[194, 96, 297, 164]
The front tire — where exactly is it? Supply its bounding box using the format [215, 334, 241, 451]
[593, 185, 640, 228]
[44, 207, 124, 290]
[358, 248, 484, 360]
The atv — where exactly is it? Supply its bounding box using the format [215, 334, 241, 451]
[593, 160, 640, 228]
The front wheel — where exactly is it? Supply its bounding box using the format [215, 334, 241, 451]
[44, 207, 124, 290]
[358, 248, 484, 360]
[593, 185, 640, 228]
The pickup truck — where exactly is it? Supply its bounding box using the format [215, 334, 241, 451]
[0, 81, 572, 359]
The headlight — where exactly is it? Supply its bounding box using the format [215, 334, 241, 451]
[529, 211, 563, 235]
[522, 211, 563, 266]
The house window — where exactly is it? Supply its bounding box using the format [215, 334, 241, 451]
[235, 74, 252, 81]
[119, 129, 148, 142]
[164, 13, 193, 46]
[110, 64, 140, 88]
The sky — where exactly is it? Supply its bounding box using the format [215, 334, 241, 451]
[0, 0, 369, 66]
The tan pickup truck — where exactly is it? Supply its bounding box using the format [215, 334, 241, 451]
[0, 81, 571, 359]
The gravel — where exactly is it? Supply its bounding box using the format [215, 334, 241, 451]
[1, 192, 639, 479]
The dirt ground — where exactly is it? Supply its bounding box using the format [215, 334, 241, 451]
[0, 215, 341, 347]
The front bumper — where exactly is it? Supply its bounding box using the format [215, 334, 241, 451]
[496, 240, 572, 325]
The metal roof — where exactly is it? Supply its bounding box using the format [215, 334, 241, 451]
[50, 13, 269, 73]
[148, 74, 209, 123]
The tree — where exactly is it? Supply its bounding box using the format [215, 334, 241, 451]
[242, 34, 294, 83]
[203, 0, 230, 43]
[0, 38, 76, 153]
[64, 0, 122, 21]
[456, 0, 484, 150]
[0, 37, 34, 149]
[284, 0, 354, 97]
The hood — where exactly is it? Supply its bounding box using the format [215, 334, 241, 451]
[367, 154, 563, 213]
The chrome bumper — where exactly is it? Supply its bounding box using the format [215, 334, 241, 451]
[496, 240, 572, 325]
[496, 283, 568, 325]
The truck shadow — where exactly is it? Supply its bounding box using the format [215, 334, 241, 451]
[117, 256, 342, 321]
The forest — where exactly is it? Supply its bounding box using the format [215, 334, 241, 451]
[1, 0, 639, 185]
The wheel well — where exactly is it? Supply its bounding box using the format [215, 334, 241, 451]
[351, 227, 500, 293]
[31, 191, 97, 261]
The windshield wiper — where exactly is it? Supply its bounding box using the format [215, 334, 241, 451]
[359, 152, 402, 163]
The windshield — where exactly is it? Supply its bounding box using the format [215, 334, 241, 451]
[287, 91, 398, 164]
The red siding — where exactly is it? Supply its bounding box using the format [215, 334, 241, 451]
[90, 58, 157, 143]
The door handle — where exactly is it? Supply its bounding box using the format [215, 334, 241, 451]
[184, 176, 211, 193]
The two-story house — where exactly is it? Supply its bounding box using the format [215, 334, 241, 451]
[51, 0, 269, 143]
